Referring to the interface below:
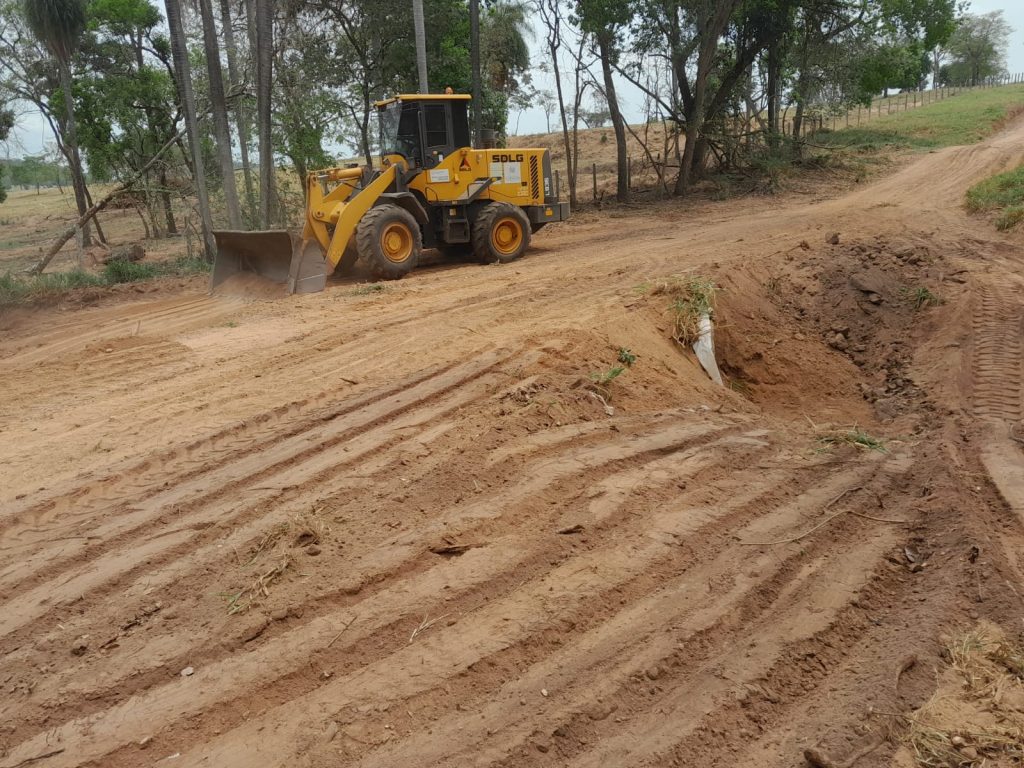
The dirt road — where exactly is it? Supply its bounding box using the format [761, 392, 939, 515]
[2, 120, 1024, 768]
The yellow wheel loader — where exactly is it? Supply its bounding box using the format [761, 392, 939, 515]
[211, 94, 571, 295]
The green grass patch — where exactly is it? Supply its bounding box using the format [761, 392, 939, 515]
[103, 259, 161, 284]
[817, 85, 1024, 151]
[590, 366, 626, 386]
[351, 283, 386, 296]
[0, 269, 106, 305]
[966, 164, 1024, 231]
[0, 254, 211, 308]
[901, 285, 943, 310]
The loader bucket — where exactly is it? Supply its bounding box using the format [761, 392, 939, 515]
[210, 230, 327, 296]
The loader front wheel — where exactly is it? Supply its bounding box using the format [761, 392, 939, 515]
[472, 203, 531, 264]
[357, 204, 422, 280]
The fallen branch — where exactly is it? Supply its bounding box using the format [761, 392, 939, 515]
[741, 486, 908, 546]
[327, 614, 357, 648]
[29, 125, 188, 275]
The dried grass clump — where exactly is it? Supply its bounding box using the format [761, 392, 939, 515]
[649, 274, 717, 346]
[225, 556, 293, 615]
[226, 507, 330, 614]
[896, 623, 1024, 767]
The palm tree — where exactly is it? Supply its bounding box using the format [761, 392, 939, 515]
[254, 0, 276, 228]
[22, 0, 92, 245]
[412, 0, 427, 92]
[164, 0, 216, 259]
[196, 0, 242, 229]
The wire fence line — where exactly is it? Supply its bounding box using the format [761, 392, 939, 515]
[553, 75, 1024, 202]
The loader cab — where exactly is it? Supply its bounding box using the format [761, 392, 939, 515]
[376, 94, 472, 170]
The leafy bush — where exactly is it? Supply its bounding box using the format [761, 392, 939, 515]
[103, 258, 160, 284]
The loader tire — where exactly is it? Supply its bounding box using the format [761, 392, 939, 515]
[471, 202, 531, 264]
[338, 238, 359, 272]
[356, 204, 422, 280]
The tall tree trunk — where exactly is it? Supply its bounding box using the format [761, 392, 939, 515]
[765, 43, 781, 154]
[676, 0, 737, 195]
[165, 0, 215, 259]
[551, 44, 574, 207]
[160, 166, 177, 234]
[254, 0, 276, 228]
[596, 32, 628, 203]
[219, 0, 256, 223]
[58, 60, 92, 246]
[412, 0, 428, 92]
[470, 0, 481, 142]
[541, 0, 575, 208]
[198, 0, 242, 229]
[83, 183, 107, 243]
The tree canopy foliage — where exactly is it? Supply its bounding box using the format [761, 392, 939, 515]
[0, 0, 1012, 257]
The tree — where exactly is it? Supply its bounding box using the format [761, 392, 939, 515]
[196, 0, 242, 228]
[943, 11, 1011, 86]
[272, 9, 340, 195]
[537, 89, 557, 132]
[75, 0, 182, 237]
[481, 0, 532, 98]
[536, 0, 585, 207]
[164, 0, 215, 257]
[218, 0, 255, 221]
[253, 0, 276, 227]
[0, 104, 11, 201]
[22, 0, 94, 243]
[579, 91, 610, 127]
[576, 0, 632, 202]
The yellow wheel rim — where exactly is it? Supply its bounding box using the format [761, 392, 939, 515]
[491, 217, 523, 256]
[381, 222, 413, 263]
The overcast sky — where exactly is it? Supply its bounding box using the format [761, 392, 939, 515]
[4, 0, 1024, 158]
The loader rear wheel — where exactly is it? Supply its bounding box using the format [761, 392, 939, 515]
[356, 204, 422, 280]
[472, 202, 531, 264]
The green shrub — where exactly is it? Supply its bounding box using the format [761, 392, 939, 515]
[102, 258, 160, 284]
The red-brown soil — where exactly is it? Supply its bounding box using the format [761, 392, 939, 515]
[2, 119, 1024, 768]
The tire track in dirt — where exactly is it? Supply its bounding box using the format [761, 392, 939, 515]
[0, 354, 467, 530]
[1, 430, 879, 768]
[155, 459, 896, 768]
[1, 410, 743, 701]
[357, 457, 907, 768]
[972, 284, 1023, 422]
[0, 349, 524, 632]
[0, 295, 241, 369]
[2, 423, 759, 754]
